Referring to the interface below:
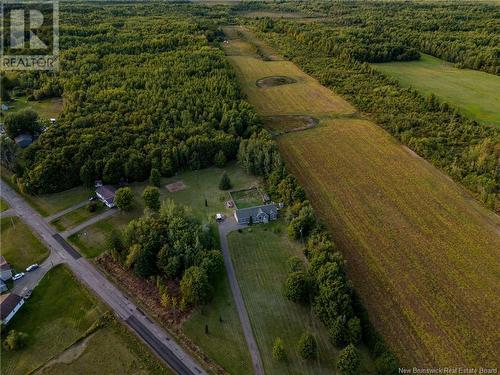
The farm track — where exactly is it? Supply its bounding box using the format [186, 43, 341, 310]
[222, 26, 500, 367]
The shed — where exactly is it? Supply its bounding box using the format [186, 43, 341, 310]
[14, 133, 33, 148]
[0, 293, 24, 325]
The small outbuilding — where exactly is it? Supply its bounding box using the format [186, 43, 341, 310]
[1, 104, 9, 111]
[14, 133, 33, 148]
[0, 293, 24, 325]
[0, 256, 13, 281]
[234, 203, 278, 225]
[0, 280, 8, 293]
[96, 185, 116, 208]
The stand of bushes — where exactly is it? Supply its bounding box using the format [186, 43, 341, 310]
[238, 131, 398, 373]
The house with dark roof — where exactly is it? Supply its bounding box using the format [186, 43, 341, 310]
[234, 203, 278, 225]
[0, 293, 24, 325]
[96, 185, 116, 208]
[14, 133, 33, 148]
[0, 256, 13, 281]
[0, 280, 8, 293]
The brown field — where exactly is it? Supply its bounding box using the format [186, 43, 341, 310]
[223, 27, 500, 367]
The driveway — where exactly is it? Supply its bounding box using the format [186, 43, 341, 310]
[218, 216, 265, 375]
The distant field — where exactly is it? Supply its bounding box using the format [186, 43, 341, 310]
[228, 221, 374, 374]
[1, 265, 166, 375]
[1, 216, 49, 271]
[373, 54, 500, 127]
[225, 28, 500, 367]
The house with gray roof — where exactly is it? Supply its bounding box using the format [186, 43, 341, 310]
[0, 256, 13, 281]
[96, 185, 116, 208]
[234, 203, 278, 225]
[14, 133, 33, 148]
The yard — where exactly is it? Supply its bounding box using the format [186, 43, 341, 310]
[231, 187, 263, 209]
[50, 202, 106, 232]
[228, 221, 374, 374]
[0, 217, 49, 271]
[0, 198, 9, 212]
[1, 265, 167, 375]
[2, 96, 63, 120]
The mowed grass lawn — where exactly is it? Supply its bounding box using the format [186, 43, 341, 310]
[278, 118, 500, 367]
[1, 217, 49, 271]
[1, 265, 167, 375]
[228, 221, 374, 374]
[373, 54, 500, 127]
[4, 96, 63, 120]
[0, 198, 9, 212]
[51, 203, 106, 232]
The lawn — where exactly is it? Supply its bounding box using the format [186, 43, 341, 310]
[0, 217, 49, 271]
[1, 265, 167, 375]
[183, 274, 253, 375]
[231, 187, 263, 208]
[1, 168, 92, 217]
[0, 198, 9, 212]
[226, 29, 500, 367]
[50, 203, 105, 232]
[69, 163, 258, 258]
[373, 54, 500, 127]
[228, 221, 374, 374]
[3, 96, 63, 120]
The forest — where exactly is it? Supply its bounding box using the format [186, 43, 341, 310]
[246, 14, 499, 211]
[234, 1, 499, 74]
[1, 3, 260, 194]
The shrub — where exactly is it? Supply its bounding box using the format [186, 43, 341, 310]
[219, 172, 231, 190]
[272, 337, 286, 361]
[286, 256, 304, 272]
[337, 344, 360, 375]
[297, 332, 317, 360]
[142, 186, 160, 211]
[115, 187, 134, 211]
[283, 271, 309, 303]
[3, 330, 28, 351]
[149, 168, 161, 187]
[180, 266, 212, 306]
[214, 150, 227, 168]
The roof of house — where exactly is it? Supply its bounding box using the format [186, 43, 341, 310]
[234, 203, 278, 222]
[96, 185, 116, 205]
[0, 256, 11, 271]
[0, 293, 23, 320]
[14, 133, 33, 148]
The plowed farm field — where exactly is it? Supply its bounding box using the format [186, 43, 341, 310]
[223, 27, 500, 368]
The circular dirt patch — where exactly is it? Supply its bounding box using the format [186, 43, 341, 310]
[264, 115, 319, 134]
[256, 76, 297, 88]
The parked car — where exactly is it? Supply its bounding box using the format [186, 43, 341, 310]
[26, 264, 39, 272]
[12, 272, 25, 281]
[215, 213, 224, 223]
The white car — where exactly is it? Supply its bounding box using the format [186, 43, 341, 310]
[12, 272, 25, 281]
[26, 264, 39, 272]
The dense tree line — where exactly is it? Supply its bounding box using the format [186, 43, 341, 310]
[108, 199, 224, 307]
[237, 1, 499, 74]
[238, 132, 398, 373]
[250, 21, 499, 212]
[3, 3, 260, 194]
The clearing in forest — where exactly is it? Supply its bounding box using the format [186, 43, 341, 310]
[223, 27, 500, 368]
[373, 54, 500, 127]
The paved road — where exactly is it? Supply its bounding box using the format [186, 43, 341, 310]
[218, 217, 264, 375]
[60, 208, 117, 238]
[45, 199, 89, 222]
[0, 208, 16, 218]
[0, 179, 207, 375]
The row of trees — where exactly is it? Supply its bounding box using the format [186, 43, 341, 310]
[252, 20, 499, 212]
[107, 197, 224, 308]
[3, 3, 261, 194]
[237, 131, 398, 373]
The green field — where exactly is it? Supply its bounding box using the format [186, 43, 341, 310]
[228, 221, 374, 374]
[231, 188, 263, 209]
[51, 203, 105, 232]
[183, 275, 253, 375]
[3, 96, 63, 120]
[0, 217, 49, 271]
[1, 265, 167, 375]
[373, 54, 500, 127]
